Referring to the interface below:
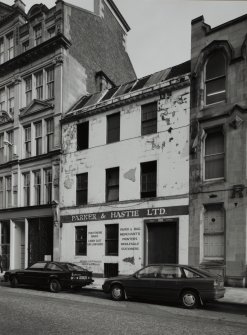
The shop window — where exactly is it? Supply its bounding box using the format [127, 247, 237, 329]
[75, 226, 87, 256]
[205, 51, 226, 105]
[204, 205, 224, 260]
[23, 172, 30, 206]
[105, 224, 118, 256]
[77, 122, 89, 150]
[107, 112, 120, 144]
[141, 161, 157, 198]
[204, 127, 224, 180]
[76, 173, 88, 205]
[141, 102, 157, 135]
[106, 167, 119, 202]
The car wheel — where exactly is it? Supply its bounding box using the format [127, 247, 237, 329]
[10, 276, 18, 288]
[110, 284, 125, 301]
[180, 290, 199, 309]
[49, 279, 61, 293]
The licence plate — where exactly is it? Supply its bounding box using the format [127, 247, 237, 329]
[78, 275, 87, 280]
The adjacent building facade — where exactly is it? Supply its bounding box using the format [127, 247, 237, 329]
[60, 62, 190, 276]
[189, 15, 247, 286]
[0, 0, 136, 271]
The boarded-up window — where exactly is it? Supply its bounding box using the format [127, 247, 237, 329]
[76, 173, 88, 205]
[77, 122, 89, 150]
[204, 127, 224, 180]
[205, 51, 226, 105]
[75, 226, 87, 256]
[107, 112, 120, 143]
[141, 161, 157, 198]
[141, 102, 157, 135]
[106, 167, 119, 202]
[204, 205, 224, 259]
[105, 224, 118, 256]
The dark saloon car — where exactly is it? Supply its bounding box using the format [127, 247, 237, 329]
[102, 264, 225, 308]
[4, 261, 94, 293]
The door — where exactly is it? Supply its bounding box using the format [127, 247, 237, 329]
[155, 265, 182, 302]
[147, 221, 178, 264]
[28, 217, 53, 265]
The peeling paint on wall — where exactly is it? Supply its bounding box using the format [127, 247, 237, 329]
[124, 168, 136, 182]
[146, 138, 161, 150]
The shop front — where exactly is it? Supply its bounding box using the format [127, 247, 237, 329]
[60, 203, 189, 277]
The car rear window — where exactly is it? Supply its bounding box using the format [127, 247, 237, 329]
[29, 262, 47, 270]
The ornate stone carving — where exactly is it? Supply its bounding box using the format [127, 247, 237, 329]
[0, 110, 13, 124]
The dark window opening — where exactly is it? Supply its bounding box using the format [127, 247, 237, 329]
[76, 173, 88, 205]
[75, 226, 87, 256]
[141, 102, 157, 135]
[141, 161, 157, 198]
[204, 127, 224, 180]
[205, 51, 226, 105]
[106, 167, 119, 202]
[77, 122, 89, 150]
[105, 224, 118, 256]
[104, 263, 118, 277]
[107, 112, 120, 144]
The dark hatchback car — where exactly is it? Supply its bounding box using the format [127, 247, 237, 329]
[102, 264, 225, 308]
[4, 261, 94, 293]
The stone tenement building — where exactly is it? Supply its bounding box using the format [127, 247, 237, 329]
[60, 62, 190, 277]
[189, 14, 247, 287]
[0, 0, 136, 271]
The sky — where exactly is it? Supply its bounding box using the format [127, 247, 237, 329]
[2, 0, 247, 77]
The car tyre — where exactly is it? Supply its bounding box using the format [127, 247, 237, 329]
[180, 290, 199, 309]
[10, 276, 18, 288]
[49, 279, 61, 293]
[110, 284, 125, 301]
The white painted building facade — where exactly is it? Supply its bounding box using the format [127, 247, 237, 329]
[60, 64, 190, 276]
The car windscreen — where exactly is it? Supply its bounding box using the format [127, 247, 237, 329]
[60, 263, 86, 271]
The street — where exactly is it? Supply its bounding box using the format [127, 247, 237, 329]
[0, 284, 247, 335]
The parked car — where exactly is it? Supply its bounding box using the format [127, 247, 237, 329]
[4, 261, 94, 293]
[102, 264, 225, 308]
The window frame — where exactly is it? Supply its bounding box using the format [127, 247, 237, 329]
[35, 121, 42, 156]
[106, 167, 119, 203]
[35, 71, 43, 100]
[76, 173, 88, 206]
[6, 32, 14, 60]
[44, 168, 52, 204]
[5, 175, 12, 208]
[33, 170, 41, 205]
[46, 118, 54, 152]
[75, 226, 87, 256]
[24, 125, 31, 158]
[46, 67, 55, 99]
[34, 24, 42, 46]
[77, 121, 89, 151]
[140, 160, 157, 198]
[25, 76, 32, 106]
[0, 37, 4, 64]
[204, 51, 227, 106]
[107, 112, 120, 144]
[105, 224, 119, 256]
[203, 127, 225, 181]
[0, 87, 6, 111]
[23, 172, 30, 207]
[141, 101, 157, 136]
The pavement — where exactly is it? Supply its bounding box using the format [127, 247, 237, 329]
[1, 272, 247, 305]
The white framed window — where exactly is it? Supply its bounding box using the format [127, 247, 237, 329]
[0, 87, 6, 111]
[0, 37, 4, 64]
[46, 118, 54, 152]
[22, 40, 29, 52]
[44, 168, 52, 204]
[204, 127, 224, 181]
[23, 172, 30, 206]
[205, 51, 226, 105]
[0, 177, 3, 208]
[5, 175, 12, 208]
[6, 130, 13, 162]
[46, 67, 54, 99]
[0, 133, 4, 163]
[34, 25, 42, 46]
[6, 33, 14, 60]
[24, 125, 31, 158]
[25, 76, 32, 106]
[35, 121, 42, 156]
[34, 170, 41, 205]
[35, 71, 43, 100]
[8, 85, 14, 115]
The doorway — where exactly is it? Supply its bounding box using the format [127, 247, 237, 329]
[146, 220, 178, 264]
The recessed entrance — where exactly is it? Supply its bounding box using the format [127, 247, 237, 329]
[146, 220, 178, 264]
